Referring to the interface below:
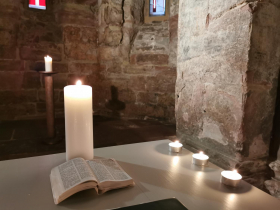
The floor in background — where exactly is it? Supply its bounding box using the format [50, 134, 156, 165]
[0, 116, 176, 161]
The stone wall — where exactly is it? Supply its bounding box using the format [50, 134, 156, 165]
[0, 0, 178, 122]
[176, 0, 280, 189]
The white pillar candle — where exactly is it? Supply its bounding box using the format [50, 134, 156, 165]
[44, 55, 52, 72]
[221, 170, 242, 187]
[192, 151, 209, 166]
[64, 80, 93, 161]
[169, 140, 183, 153]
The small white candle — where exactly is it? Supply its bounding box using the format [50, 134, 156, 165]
[44, 55, 52, 72]
[192, 151, 209, 166]
[221, 170, 242, 187]
[64, 80, 93, 161]
[169, 140, 183, 153]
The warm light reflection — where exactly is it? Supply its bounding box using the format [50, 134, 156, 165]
[76, 80, 82, 85]
[194, 171, 204, 186]
[229, 194, 235, 201]
[172, 156, 179, 166]
[226, 193, 237, 209]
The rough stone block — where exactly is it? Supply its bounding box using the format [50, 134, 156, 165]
[169, 14, 178, 45]
[63, 26, 97, 46]
[99, 46, 120, 61]
[0, 103, 36, 120]
[123, 65, 153, 75]
[158, 93, 175, 107]
[55, 5, 98, 27]
[0, 45, 17, 59]
[37, 102, 64, 113]
[53, 63, 69, 73]
[0, 30, 17, 45]
[107, 63, 122, 74]
[52, 73, 68, 89]
[137, 92, 158, 105]
[38, 89, 59, 102]
[118, 88, 136, 103]
[154, 66, 177, 77]
[104, 26, 123, 46]
[0, 90, 37, 105]
[69, 63, 100, 74]
[23, 72, 41, 89]
[0, 60, 24, 71]
[28, 61, 45, 71]
[20, 45, 62, 61]
[124, 103, 165, 119]
[146, 76, 175, 93]
[18, 20, 62, 44]
[131, 54, 169, 65]
[0, 72, 24, 90]
[64, 43, 97, 61]
[128, 76, 146, 91]
[104, 4, 123, 25]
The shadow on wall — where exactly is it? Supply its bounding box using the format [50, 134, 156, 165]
[105, 86, 125, 118]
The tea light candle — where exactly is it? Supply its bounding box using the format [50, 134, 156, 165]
[192, 151, 209, 166]
[64, 80, 93, 161]
[169, 140, 183, 153]
[44, 55, 52, 72]
[221, 170, 242, 187]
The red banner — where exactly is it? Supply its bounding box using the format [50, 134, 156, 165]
[29, 0, 46, 10]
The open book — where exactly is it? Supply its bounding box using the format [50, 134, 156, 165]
[50, 158, 134, 204]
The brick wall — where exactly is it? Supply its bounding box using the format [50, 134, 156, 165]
[0, 0, 178, 122]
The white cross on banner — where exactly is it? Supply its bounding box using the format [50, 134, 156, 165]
[29, 0, 46, 10]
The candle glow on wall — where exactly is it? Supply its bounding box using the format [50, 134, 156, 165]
[150, 0, 165, 16]
[29, 0, 46, 10]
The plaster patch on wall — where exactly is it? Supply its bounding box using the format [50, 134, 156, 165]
[199, 119, 228, 145]
[183, 112, 189, 122]
[249, 134, 268, 159]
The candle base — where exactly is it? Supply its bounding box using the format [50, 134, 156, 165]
[220, 176, 241, 187]
[169, 145, 182, 153]
[192, 158, 208, 166]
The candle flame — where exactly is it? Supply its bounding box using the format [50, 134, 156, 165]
[76, 80, 82, 85]
[199, 151, 203, 154]
[44, 55, 52, 61]
[175, 140, 179, 143]
[233, 169, 237, 173]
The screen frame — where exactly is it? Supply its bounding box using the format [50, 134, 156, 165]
[144, 0, 170, 23]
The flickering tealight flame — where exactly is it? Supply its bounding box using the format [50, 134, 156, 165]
[175, 140, 179, 143]
[199, 151, 203, 155]
[76, 80, 82, 85]
[233, 169, 237, 173]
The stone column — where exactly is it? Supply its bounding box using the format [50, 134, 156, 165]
[176, 0, 280, 189]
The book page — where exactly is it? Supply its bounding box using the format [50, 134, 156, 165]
[87, 159, 132, 183]
[58, 158, 97, 191]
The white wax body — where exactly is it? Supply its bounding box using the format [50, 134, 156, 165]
[64, 85, 93, 161]
[221, 171, 242, 180]
[169, 142, 183, 153]
[44, 58, 52, 72]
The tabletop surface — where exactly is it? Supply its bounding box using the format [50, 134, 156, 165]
[0, 140, 279, 210]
